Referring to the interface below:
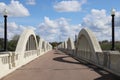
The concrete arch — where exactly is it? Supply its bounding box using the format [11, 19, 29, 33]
[64, 41, 67, 49]
[16, 29, 38, 53]
[77, 28, 102, 53]
[38, 38, 49, 54]
[41, 40, 46, 52]
[77, 28, 102, 62]
[26, 35, 37, 51]
[47, 42, 52, 51]
[67, 37, 75, 50]
[38, 38, 43, 50]
[15, 29, 38, 63]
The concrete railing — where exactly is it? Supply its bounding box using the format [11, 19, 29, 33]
[23, 50, 39, 65]
[0, 49, 52, 79]
[0, 29, 52, 79]
[58, 28, 120, 76]
[59, 49, 120, 76]
[0, 52, 18, 78]
[96, 51, 120, 76]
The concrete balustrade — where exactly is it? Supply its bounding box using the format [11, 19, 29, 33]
[58, 28, 120, 76]
[99, 51, 120, 76]
[0, 29, 52, 79]
[110, 52, 120, 74]
[23, 50, 38, 64]
[0, 52, 17, 78]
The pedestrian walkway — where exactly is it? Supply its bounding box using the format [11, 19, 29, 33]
[0, 50, 119, 80]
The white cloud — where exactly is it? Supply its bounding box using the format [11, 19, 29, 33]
[0, 0, 30, 17]
[115, 11, 120, 27]
[26, 0, 36, 5]
[38, 16, 81, 42]
[53, 0, 87, 12]
[8, 22, 18, 30]
[82, 9, 120, 41]
[0, 22, 36, 40]
[44, 16, 58, 28]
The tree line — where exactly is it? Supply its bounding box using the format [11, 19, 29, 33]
[1, 35, 120, 51]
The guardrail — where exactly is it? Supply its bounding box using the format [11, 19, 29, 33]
[60, 49, 120, 76]
[0, 49, 52, 79]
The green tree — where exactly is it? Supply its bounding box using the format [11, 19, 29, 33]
[50, 42, 62, 49]
[0, 38, 4, 51]
[12, 35, 20, 40]
[8, 40, 18, 51]
[7, 35, 19, 51]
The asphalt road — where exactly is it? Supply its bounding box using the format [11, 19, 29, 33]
[1, 50, 119, 80]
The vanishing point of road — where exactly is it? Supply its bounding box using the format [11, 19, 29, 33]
[1, 50, 119, 80]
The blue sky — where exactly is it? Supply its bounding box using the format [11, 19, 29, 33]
[0, 0, 120, 42]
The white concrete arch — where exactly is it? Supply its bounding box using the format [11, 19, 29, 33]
[77, 28, 102, 53]
[41, 40, 46, 52]
[26, 35, 37, 51]
[38, 38, 43, 50]
[67, 37, 75, 50]
[77, 28, 102, 63]
[15, 29, 38, 65]
[47, 42, 52, 51]
[38, 37, 43, 55]
[38, 38, 49, 55]
[16, 29, 38, 53]
[64, 41, 67, 49]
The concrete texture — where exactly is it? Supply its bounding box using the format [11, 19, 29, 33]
[59, 28, 120, 76]
[77, 28, 102, 53]
[0, 29, 52, 79]
[1, 50, 119, 80]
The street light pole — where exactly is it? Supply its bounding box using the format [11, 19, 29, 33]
[111, 8, 115, 51]
[3, 9, 8, 51]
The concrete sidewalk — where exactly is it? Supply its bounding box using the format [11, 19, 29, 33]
[0, 50, 119, 80]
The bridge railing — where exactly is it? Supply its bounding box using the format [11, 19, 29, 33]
[23, 50, 39, 64]
[58, 28, 120, 76]
[0, 48, 52, 79]
[76, 50, 98, 64]
[24, 50, 38, 58]
[0, 29, 52, 79]
[0, 52, 18, 78]
[59, 48, 120, 76]
[96, 51, 120, 76]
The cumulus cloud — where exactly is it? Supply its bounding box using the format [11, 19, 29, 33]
[0, 22, 36, 40]
[53, 0, 87, 12]
[82, 9, 120, 41]
[44, 16, 58, 28]
[0, 0, 30, 17]
[26, 0, 36, 5]
[38, 16, 81, 42]
[115, 11, 120, 27]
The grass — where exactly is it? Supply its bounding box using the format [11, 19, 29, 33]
[100, 42, 120, 51]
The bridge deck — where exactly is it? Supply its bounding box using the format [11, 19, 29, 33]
[1, 50, 119, 80]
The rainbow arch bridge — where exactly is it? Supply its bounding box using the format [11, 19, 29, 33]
[0, 28, 120, 80]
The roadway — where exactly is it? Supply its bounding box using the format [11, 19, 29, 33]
[1, 50, 119, 80]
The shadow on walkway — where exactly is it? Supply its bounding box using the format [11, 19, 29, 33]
[53, 56, 81, 64]
[53, 50, 120, 80]
[87, 63, 120, 80]
[54, 50, 65, 55]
